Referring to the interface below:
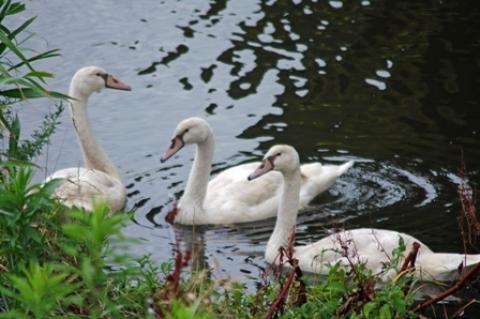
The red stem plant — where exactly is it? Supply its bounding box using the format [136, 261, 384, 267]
[264, 229, 307, 319]
[457, 159, 480, 243]
[155, 237, 191, 319]
[414, 158, 480, 315]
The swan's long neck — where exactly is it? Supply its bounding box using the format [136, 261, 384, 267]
[266, 168, 301, 261]
[181, 133, 214, 211]
[69, 85, 120, 180]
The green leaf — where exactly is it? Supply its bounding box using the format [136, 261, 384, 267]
[58, 243, 78, 257]
[363, 302, 377, 318]
[0, 309, 28, 319]
[24, 71, 53, 79]
[62, 224, 86, 242]
[9, 16, 35, 39]
[0, 87, 44, 99]
[0, 87, 69, 100]
[80, 257, 96, 287]
[0, 208, 13, 216]
[8, 49, 61, 73]
[0, 30, 34, 71]
[379, 304, 392, 319]
[39, 178, 63, 197]
[6, 2, 26, 16]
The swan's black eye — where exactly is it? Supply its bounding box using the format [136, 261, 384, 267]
[96, 73, 102, 76]
[184, 128, 190, 134]
[276, 152, 282, 157]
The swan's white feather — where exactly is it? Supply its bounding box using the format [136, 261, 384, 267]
[45, 66, 128, 213]
[293, 228, 480, 281]
[164, 118, 353, 225]
[176, 160, 353, 224]
[47, 167, 126, 212]
[258, 145, 480, 282]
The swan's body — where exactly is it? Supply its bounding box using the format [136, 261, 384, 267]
[249, 145, 480, 282]
[46, 66, 131, 212]
[48, 168, 126, 212]
[160, 117, 353, 225]
[295, 228, 480, 281]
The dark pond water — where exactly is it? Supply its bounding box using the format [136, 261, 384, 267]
[17, 0, 480, 314]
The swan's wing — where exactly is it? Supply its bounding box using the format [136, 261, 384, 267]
[46, 168, 126, 212]
[201, 160, 353, 223]
[204, 162, 284, 222]
[299, 160, 354, 207]
[209, 162, 261, 185]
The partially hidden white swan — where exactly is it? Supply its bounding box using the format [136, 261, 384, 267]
[46, 66, 131, 212]
[160, 117, 353, 225]
[248, 144, 480, 282]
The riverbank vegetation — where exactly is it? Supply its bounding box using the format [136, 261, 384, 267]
[1, 2, 479, 318]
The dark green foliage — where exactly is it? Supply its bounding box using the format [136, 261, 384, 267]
[0, 164, 62, 269]
[0, 0, 67, 101]
[0, 262, 77, 319]
[0, 179, 160, 318]
[1, 103, 64, 161]
[211, 245, 418, 319]
[0, 0, 68, 164]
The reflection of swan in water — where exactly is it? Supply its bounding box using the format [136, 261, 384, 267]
[46, 66, 131, 212]
[172, 225, 209, 273]
[160, 117, 353, 225]
[249, 144, 480, 282]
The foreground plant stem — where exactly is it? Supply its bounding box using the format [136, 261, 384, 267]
[414, 261, 480, 312]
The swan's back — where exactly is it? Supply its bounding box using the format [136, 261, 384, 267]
[294, 228, 434, 276]
[204, 162, 283, 223]
[293, 228, 480, 281]
[208, 162, 280, 206]
[199, 160, 353, 224]
[47, 167, 126, 212]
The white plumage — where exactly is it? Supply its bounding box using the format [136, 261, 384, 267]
[46, 66, 131, 212]
[295, 228, 480, 281]
[161, 117, 353, 225]
[249, 144, 480, 282]
[47, 167, 126, 212]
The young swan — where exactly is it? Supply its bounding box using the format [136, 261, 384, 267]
[249, 144, 480, 282]
[160, 117, 353, 225]
[46, 66, 131, 212]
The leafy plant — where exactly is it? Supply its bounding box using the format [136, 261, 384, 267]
[0, 164, 63, 270]
[64, 206, 171, 318]
[2, 103, 64, 161]
[0, 0, 67, 101]
[0, 0, 68, 164]
[0, 198, 162, 318]
[0, 262, 76, 319]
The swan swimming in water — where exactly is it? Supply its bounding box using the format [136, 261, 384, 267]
[46, 66, 131, 212]
[160, 117, 353, 225]
[248, 144, 480, 282]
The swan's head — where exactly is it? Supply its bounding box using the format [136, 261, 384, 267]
[160, 117, 213, 163]
[71, 66, 131, 97]
[248, 144, 300, 180]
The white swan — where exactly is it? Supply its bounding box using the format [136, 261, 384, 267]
[46, 66, 131, 212]
[248, 144, 480, 282]
[160, 117, 353, 225]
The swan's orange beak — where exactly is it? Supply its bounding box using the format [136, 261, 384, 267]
[161, 136, 184, 163]
[105, 74, 132, 91]
[248, 156, 275, 181]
